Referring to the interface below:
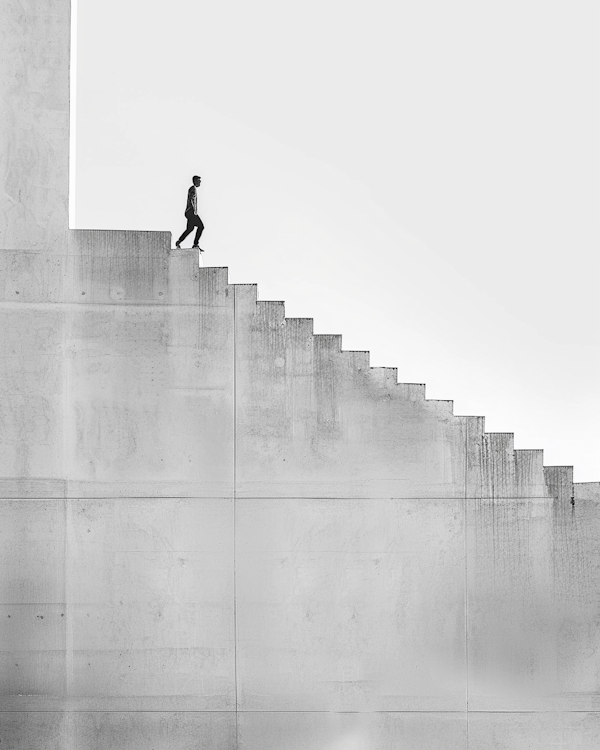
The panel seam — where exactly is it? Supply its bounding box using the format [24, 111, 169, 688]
[465, 418, 470, 750]
[233, 284, 239, 747]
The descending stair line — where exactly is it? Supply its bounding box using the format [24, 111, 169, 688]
[210, 264, 582, 501]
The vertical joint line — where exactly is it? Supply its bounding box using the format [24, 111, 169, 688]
[65, 498, 73, 697]
[233, 284, 238, 745]
[464, 418, 470, 749]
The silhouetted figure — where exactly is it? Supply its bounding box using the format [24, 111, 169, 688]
[175, 175, 204, 250]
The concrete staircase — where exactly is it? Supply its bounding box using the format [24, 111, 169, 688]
[1, 229, 599, 749]
[0, 229, 586, 503]
[2, 0, 598, 742]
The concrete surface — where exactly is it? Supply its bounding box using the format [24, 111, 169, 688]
[0, 245, 233, 498]
[0, 711, 235, 750]
[2, 1, 600, 747]
[0, 0, 70, 251]
[236, 497, 466, 712]
[234, 285, 466, 499]
[1, 254, 599, 748]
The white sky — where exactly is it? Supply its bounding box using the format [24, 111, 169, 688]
[74, 0, 599, 481]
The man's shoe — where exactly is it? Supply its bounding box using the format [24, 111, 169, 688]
[175, 241, 181, 248]
[192, 244, 201, 250]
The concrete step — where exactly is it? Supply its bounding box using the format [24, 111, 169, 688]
[544, 465, 574, 505]
[200, 267, 592, 497]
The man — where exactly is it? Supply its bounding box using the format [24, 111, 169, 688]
[175, 175, 204, 250]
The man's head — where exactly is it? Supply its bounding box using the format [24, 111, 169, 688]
[192, 175, 201, 187]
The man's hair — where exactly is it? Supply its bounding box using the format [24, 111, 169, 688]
[192, 175, 201, 181]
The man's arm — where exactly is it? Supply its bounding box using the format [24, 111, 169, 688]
[189, 186, 197, 215]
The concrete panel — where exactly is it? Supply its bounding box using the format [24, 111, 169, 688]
[0, 233, 198, 306]
[236, 497, 466, 711]
[467, 496, 556, 710]
[467, 483, 600, 713]
[67, 498, 235, 710]
[69, 230, 172, 304]
[237, 711, 467, 750]
[0, 500, 66, 703]
[0, 251, 68, 304]
[0, 712, 66, 750]
[0, 497, 235, 712]
[0, 266, 234, 498]
[550, 481, 600, 710]
[67, 298, 233, 496]
[0, 0, 70, 251]
[234, 286, 467, 498]
[469, 711, 600, 750]
[67, 266, 232, 497]
[0, 500, 65, 603]
[0, 306, 66, 484]
[0, 711, 236, 750]
[0, 637, 65, 698]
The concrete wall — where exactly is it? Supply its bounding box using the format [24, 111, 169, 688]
[2, 1, 600, 747]
[0, 238, 599, 748]
[0, 0, 70, 251]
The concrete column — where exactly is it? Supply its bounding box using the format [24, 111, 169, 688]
[0, 0, 71, 251]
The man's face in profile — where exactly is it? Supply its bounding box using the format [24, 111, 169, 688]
[193, 177, 201, 187]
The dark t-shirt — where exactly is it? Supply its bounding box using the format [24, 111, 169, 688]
[185, 185, 197, 215]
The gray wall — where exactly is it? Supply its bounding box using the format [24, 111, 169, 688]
[0, 0, 70, 251]
[1, 1, 600, 747]
[1, 239, 599, 748]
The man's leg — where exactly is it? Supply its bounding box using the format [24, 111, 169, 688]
[176, 214, 195, 245]
[193, 216, 204, 246]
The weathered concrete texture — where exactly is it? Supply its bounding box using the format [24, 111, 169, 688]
[554, 481, 600, 709]
[237, 711, 468, 750]
[466, 418, 549, 498]
[0, 243, 233, 498]
[0, 236, 563, 506]
[236, 497, 466, 711]
[0, 231, 175, 305]
[0, 497, 235, 712]
[234, 285, 467, 498]
[1, 246, 599, 748]
[3, 0, 599, 746]
[68, 498, 235, 710]
[468, 712, 600, 749]
[467, 496, 556, 710]
[0, 500, 67, 700]
[0, 711, 236, 750]
[0, 305, 66, 487]
[466, 478, 600, 716]
[0, 0, 70, 251]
